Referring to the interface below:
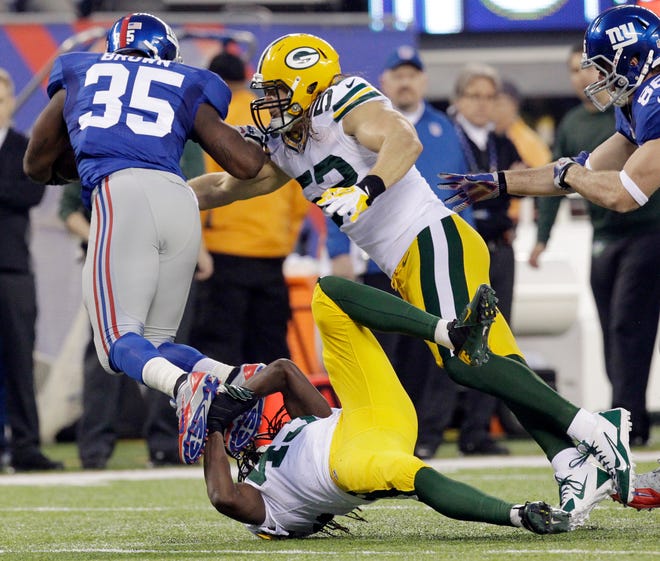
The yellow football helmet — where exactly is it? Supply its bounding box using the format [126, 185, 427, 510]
[250, 33, 341, 134]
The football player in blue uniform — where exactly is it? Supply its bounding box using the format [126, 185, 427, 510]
[23, 12, 267, 465]
[439, 4, 660, 212]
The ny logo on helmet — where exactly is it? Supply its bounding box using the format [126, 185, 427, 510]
[605, 22, 638, 49]
[285, 47, 320, 69]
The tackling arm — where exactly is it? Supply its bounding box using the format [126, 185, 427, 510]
[204, 432, 267, 524]
[193, 103, 267, 180]
[203, 359, 331, 525]
[560, 133, 654, 212]
[189, 160, 291, 210]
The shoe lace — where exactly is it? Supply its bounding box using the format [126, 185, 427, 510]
[576, 440, 610, 471]
[555, 474, 583, 505]
[555, 448, 592, 504]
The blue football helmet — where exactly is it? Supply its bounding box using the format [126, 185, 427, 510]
[583, 5, 660, 111]
[106, 12, 181, 62]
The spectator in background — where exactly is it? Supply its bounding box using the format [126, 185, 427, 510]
[58, 141, 206, 469]
[189, 51, 309, 366]
[494, 79, 552, 169]
[447, 63, 525, 456]
[0, 68, 62, 471]
[529, 42, 660, 447]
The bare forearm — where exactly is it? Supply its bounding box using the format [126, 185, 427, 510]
[503, 164, 563, 197]
[190, 162, 287, 210]
[562, 166, 640, 212]
[241, 359, 331, 418]
[204, 432, 265, 524]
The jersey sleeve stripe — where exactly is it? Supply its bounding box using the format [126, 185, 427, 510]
[332, 83, 368, 111]
[333, 91, 381, 122]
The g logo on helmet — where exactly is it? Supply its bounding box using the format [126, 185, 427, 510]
[285, 47, 321, 69]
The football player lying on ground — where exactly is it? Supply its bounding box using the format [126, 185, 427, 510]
[163, 276, 655, 537]
[200, 276, 571, 537]
[188, 32, 636, 527]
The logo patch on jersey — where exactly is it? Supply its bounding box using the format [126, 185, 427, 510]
[605, 22, 638, 50]
[285, 47, 321, 70]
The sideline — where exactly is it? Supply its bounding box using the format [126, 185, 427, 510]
[0, 451, 657, 487]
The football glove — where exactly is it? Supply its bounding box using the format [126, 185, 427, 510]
[316, 175, 386, 223]
[553, 151, 589, 191]
[236, 124, 270, 154]
[207, 383, 258, 435]
[438, 171, 507, 212]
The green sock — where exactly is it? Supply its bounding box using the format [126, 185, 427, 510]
[445, 354, 576, 458]
[317, 276, 438, 341]
[414, 467, 513, 526]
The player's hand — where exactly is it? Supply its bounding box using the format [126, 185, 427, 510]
[553, 151, 589, 191]
[236, 124, 270, 154]
[439, 172, 507, 212]
[217, 383, 255, 401]
[317, 185, 371, 223]
[207, 383, 258, 436]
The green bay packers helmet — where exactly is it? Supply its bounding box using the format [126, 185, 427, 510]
[250, 33, 341, 134]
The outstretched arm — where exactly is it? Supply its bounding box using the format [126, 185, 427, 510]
[188, 160, 292, 210]
[241, 358, 332, 419]
[193, 103, 267, 180]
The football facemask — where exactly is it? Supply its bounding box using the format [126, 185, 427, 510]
[582, 4, 660, 111]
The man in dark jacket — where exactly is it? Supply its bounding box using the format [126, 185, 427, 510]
[0, 68, 62, 471]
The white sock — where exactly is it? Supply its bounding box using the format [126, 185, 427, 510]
[434, 319, 454, 350]
[142, 357, 185, 398]
[566, 408, 598, 442]
[192, 357, 235, 383]
[510, 505, 523, 527]
[550, 447, 582, 474]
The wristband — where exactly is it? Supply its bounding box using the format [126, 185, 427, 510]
[556, 162, 577, 191]
[497, 171, 508, 195]
[358, 174, 386, 204]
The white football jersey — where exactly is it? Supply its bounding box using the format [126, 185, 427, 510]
[266, 76, 453, 276]
[244, 409, 369, 538]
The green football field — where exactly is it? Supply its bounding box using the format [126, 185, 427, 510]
[0, 439, 658, 561]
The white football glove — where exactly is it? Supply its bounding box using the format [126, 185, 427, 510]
[316, 185, 371, 223]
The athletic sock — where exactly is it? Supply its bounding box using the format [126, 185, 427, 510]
[414, 467, 513, 526]
[142, 356, 185, 397]
[566, 408, 598, 442]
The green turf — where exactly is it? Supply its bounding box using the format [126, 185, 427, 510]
[1, 440, 658, 561]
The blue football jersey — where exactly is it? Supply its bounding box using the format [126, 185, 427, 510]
[616, 73, 660, 146]
[48, 51, 231, 207]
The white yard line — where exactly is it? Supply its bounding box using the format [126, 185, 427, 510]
[0, 451, 657, 486]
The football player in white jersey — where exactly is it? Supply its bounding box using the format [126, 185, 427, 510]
[190, 33, 636, 526]
[202, 277, 660, 537]
[203, 275, 570, 537]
